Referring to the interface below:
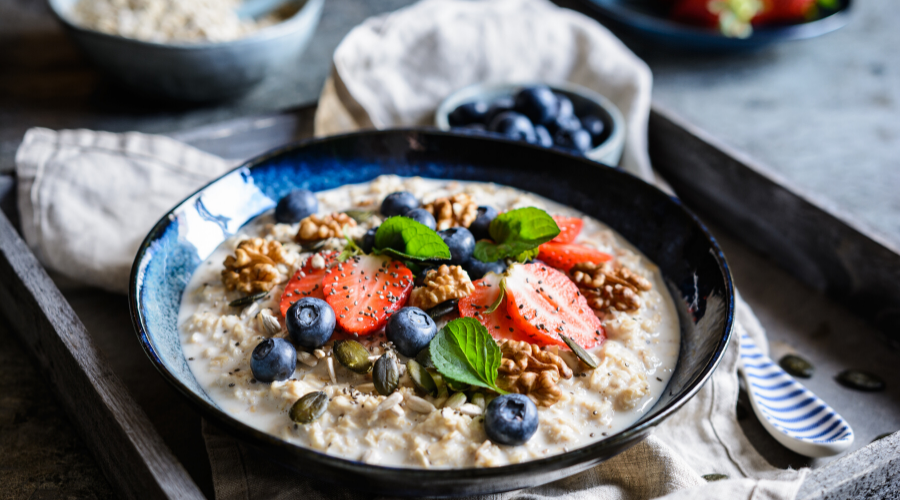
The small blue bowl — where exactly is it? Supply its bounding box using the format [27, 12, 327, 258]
[48, 0, 324, 101]
[129, 129, 734, 497]
[436, 82, 627, 166]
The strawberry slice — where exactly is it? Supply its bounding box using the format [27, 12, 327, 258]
[458, 272, 529, 343]
[551, 215, 583, 244]
[538, 242, 613, 272]
[279, 251, 338, 317]
[504, 263, 604, 349]
[323, 254, 414, 335]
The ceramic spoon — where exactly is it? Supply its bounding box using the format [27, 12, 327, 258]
[235, 0, 292, 20]
[738, 332, 854, 457]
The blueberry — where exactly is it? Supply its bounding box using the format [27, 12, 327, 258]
[580, 115, 606, 145]
[361, 227, 378, 253]
[274, 189, 318, 223]
[483, 97, 515, 126]
[488, 111, 536, 143]
[554, 127, 593, 153]
[468, 205, 498, 241]
[250, 338, 297, 383]
[513, 86, 559, 125]
[546, 113, 582, 135]
[533, 125, 554, 148]
[463, 256, 508, 280]
[448, 101, 489, 127]
[439, 227, 475, 265]
[555, 94, 575, 120]
[381, 191, 419, 217]
[484, 393, 539, 445]
[386, 307, 438, 357]
[403, 208, 437, 230]
[286, 297, 335, 349]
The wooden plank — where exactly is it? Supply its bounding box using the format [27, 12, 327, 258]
[0, 209, 204, 500]
[648, 103, 900, 343]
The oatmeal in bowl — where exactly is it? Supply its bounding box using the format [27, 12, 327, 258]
[130, 130, 733, 496]
[178, 175, 681, 468]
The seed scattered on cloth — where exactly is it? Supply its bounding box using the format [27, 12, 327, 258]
[835, 370, 885, 392]
[779, 354, 814, 378]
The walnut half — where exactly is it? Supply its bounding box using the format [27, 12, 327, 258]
[295, 212, 356, 243]
[409, 265, 475, 310]
[497, 339, 573, 407]
[569, 261, 652, 316]
[222, 238, 288, 294]
[423, 193, 479, 231]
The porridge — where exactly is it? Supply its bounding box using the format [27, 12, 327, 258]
[178, 175, 680, 468]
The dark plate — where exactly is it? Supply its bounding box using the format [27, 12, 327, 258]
[129, 129, 734, 497]
[570, 0, 851, 50]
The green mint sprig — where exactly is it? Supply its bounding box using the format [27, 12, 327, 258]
[428, 318, 508, 394]
[473, 207, 559, 263]
[373, 216, 451, 261]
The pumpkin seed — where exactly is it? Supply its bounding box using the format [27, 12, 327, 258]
[702, 474, 728, 482]
[561, 334, 598, 369]
[373, 352, 400, 395]
[229, 291, 269, 308]
[300, 240, 328, 252]
[446, 379, 470, 392]
[872, 432, 894, 443]
[779, 354, 814, 378]
[290, 391, 328, 424]
[426, 299, 458, 321]
[407, 359, 437, 396]
[333, 340, 372, 374]
[342, 209, 374, 223]
[836, 369, 885, 392]
[415, 346, 434, 369]
[471, 392, 486, 410]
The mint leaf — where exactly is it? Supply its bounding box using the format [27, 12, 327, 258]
[338, 234, 363, 262]
[429, 318, 507, 394]
[374, 216, 451, 261]
[473, 207, 559, 262]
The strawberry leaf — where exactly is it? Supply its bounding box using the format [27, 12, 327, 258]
[473, 207, 560, 262]
[374, 216, 451, 261]
[429, 318, 507, 394]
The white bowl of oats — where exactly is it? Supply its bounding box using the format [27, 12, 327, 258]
[48, 0, 324, 101]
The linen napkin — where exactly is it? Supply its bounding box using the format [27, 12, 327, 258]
[14, 0, 809, 498]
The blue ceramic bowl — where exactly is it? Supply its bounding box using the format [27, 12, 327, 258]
[573, 0, 851, 50]
[47, 0, 324, 101]
[129, 129, 734, 497]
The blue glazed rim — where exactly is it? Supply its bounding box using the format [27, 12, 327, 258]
[128, 128, 735, 496]
[575, 0, 851, 50]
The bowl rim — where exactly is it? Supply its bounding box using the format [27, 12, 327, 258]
[128, 128, 735, 488]
[434, 81, 627, 163]
[578, 0, 852, 46]
[46, 0, 322, 50]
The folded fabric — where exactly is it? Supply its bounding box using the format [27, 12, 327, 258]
[15, 127, 234, 293]
[315, 0, 654, 181]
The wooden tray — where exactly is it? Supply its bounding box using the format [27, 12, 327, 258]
[0, 103, 897, 499]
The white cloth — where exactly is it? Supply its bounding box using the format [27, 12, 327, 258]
[13, 0, 808, 498]
[15, 127, 233, 293]
[315, 0, 653, 181]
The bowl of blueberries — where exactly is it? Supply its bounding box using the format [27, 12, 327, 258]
[435, 82, 626, 166]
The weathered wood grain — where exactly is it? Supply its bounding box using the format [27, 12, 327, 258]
[649, 103, 900, 343]
[0, 209, 204, 500]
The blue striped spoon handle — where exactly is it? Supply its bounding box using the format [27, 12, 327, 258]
[739, 332, 854, 457]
